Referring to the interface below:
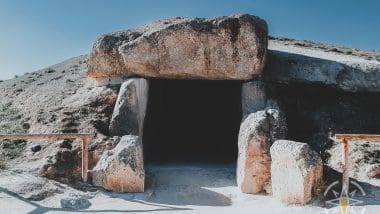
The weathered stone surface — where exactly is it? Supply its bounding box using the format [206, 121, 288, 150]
[327, 141, 380, 181]
[237, 101, 287, 194]
[31, 144, 42, 153]
[270, 140, 323, 205]
[366, 164, 380, 178]
[241, 79, 266, 119]
[60, 193, 91, 210]
[88, 14, 268, 80]
[92, 135, 144, 192]
[109, 78, 149, 136]
[265, 40, 380, 92]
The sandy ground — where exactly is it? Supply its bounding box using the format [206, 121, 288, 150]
[1, 163, 380, 214]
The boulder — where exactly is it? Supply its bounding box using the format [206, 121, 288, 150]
[366, 164, 380, 178]
[31, 144, 42, 153]
[92, 135, 144, 192]
[109, 78, 149, 136]
[60, 193, 91, 210]
[88, 14, 268, 80]
[237, 102, 287, 194]
[241, 79, 266, 119]
[270, 140, 323, 205]
[265, 40, 380, 92]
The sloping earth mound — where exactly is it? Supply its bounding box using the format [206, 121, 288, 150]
[0, 55, 118, 188]
[0, 37, 379, 204]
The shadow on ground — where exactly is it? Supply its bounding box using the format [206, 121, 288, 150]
[0, 164, 237, 213]
[102, 163, 236, 207]
[319, 166, 380, 207]
[0, 186, 191, 214]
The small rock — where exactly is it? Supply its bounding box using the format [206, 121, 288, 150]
[366, 164, 380, 178]
[60, 140, 72, 150]
[45, 69, 55, 74]
[60, 193, 91, 210]
[105, 136, 121, 150]
[22, 123, 30, 130]
[31, 145, 42, 153]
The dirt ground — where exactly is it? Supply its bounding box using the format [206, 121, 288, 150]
[1, 163, 380, 214]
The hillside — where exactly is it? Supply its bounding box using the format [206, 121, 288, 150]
[0, 37, 379, 212]
[1, 37, 379, 173]
[0, 55, 118, 180]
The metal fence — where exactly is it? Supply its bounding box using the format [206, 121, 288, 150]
[0, 133, 92, 182]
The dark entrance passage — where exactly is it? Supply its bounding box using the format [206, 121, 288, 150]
[143, 80, 242, 163]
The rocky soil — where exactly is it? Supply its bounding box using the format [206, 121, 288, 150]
[0, 55, 119, 184]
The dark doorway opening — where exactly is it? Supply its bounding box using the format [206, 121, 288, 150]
[143, 79, 242, 163]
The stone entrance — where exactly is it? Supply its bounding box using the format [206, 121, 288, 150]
[88, 14, 278, 194]
[143, 80, 242, 163]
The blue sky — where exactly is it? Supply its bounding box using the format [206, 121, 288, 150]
[0, 0, 379, 80]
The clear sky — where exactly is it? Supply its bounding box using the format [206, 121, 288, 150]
[0, 0, 379, 80]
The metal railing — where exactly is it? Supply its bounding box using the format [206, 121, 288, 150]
[0, 133, 92, 182]
[331, 134, 380, 209]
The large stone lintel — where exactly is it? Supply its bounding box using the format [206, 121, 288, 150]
[88, 14, 268, 80]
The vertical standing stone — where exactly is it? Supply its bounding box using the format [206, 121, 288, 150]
[237, 111, 271, 194]
[241, 79, 266, 119]
[109, 78, 149, 136]
[237, 101, 287, 194]
[270, 140, 323, 205]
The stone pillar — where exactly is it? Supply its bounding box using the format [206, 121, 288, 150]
[241, 79, 266, 120]
[94, 77, 148, 192]
[109, 78, 149, 136]
[237, 99, 287, 194]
